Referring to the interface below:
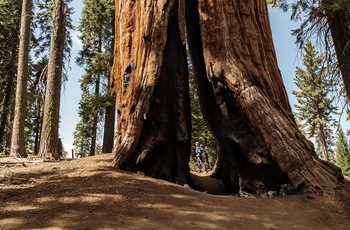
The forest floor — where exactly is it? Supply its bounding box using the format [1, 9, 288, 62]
[0, 153, 349, 230]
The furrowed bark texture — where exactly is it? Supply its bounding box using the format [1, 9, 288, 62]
[186, 0, 343, 195]
[112, 0, 343, 195]
[111, 0, 191, 185]
[39, 0, 66, 160]
[326, 9, 350, 104]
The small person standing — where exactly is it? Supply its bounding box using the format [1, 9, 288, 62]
[195, 142, 206, 172]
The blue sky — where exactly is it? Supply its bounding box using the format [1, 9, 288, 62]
[58, 3, 303, 156]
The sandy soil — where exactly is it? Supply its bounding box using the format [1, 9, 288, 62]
[0, 153, 349, 230]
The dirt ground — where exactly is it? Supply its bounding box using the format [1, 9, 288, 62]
[0, 153, 349, 230]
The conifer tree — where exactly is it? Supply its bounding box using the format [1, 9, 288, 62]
[268, 0, 350, 106]
[335, 127, 350, 177]
[293, 41, 337, 161]
[29, 0, 72, 155]
[38, 0, 67, 160]
[10, 0, 33, 157]
[73, 0, 114, 157]
[0, 0, 21, 153]
[101, 4, 116, 154]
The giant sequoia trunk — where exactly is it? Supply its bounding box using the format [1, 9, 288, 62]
[112, 0, 344, 195]
[111, 0, 191, 185]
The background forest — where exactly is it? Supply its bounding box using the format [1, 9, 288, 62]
[0, 0, 349, 176]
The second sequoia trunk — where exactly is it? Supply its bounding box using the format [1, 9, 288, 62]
[185, 0, 343, 195]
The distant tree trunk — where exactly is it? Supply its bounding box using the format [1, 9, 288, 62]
[102, 12, 116, 154]
[38, 0, 66, 160]
[10, 0, 32, 157]
[326, 10, 350, 104]
[90, 73, 100, 157]
[112, 0, 192, 185]
[0, 42, 18, 148]
[4, 108, 14, 155]
[319, 123, 329, 161]
[112, 0, 343, 195]
[102, 92, 115, 153]
[89, 35, 102, 157]
[33, 107, 42, 155]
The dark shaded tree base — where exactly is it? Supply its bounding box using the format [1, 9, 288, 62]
[113, 0, 192, 187]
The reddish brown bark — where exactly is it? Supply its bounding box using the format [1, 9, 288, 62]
[112, 0, 344, 196]
[186, 0, 343, 195]
[111, 0, 191, 184]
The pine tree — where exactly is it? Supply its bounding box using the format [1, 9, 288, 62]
[10, 0, 33, 157]
[38, 0, 67, 160]
[335, 127, 350, 177]
[293, 41, 337, 161]
[0, 0, 21, 153]
[25, 60, 47, 155]
[73, 105, 92, 158]
[73, 0, 114, 157]
[28, 0, 72, 155]
[101, 4, 116, 154]
[268, 0, 350, 108]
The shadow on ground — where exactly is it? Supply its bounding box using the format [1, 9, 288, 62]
[1, 154, 349, 230]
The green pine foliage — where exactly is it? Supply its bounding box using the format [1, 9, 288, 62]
[33, 0, 73, 81]
[266, 0, 289, 11]
[73, 95, 95, 158]
[334, 127, 350, 177]
[268, 0, 347, 115]
[289, 0, 350, 50]
[25, 60, 47, 154]
[0, 0, 21, 153]
[73, 0, 114, 157]
[292, 41, 337, 160]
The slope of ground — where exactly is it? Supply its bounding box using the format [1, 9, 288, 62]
[0, 153, 349, 230]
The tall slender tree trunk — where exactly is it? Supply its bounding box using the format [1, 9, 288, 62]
[5, 113, 13, 155]
[90, 73, 100, 156]
[319, 122, 329, 161]
[33, 108, 42, 155]
[10, 0, 32, 157]
[102, 11, 116, 154]
[102, 94, 115, 153]
[112, 0, 344, 195]
[89, 36, 102, 157]
[38, 0, 66, 160]
[0, 42, 18, 147]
